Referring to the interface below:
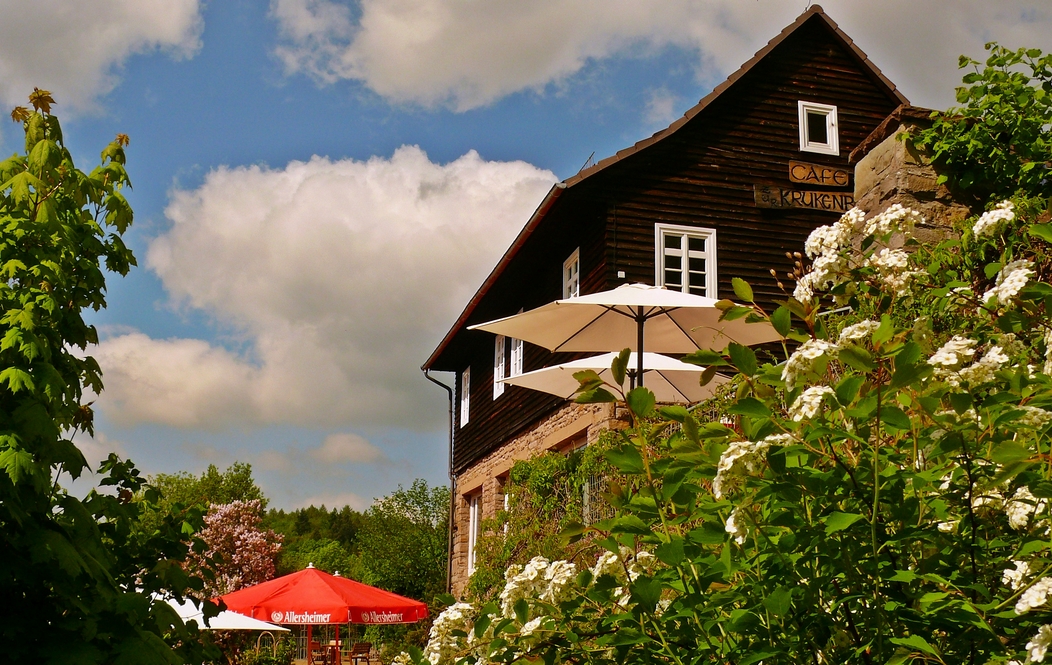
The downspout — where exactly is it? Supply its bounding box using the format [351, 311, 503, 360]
[424, 369, 456, 595]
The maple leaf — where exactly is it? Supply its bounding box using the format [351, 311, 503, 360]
[28, 88, 55, 114]
[10, 106, 30, 123]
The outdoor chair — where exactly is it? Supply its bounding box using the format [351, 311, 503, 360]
[348, 642, 372, 665]
[309, 641, 326, 665]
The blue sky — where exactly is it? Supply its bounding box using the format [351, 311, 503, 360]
[5, 0, 1049, 510]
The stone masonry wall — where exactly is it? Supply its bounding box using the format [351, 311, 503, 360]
[449, 401, 617, 597]
[852, 117, 971, 240]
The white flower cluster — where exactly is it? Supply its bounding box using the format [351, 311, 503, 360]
[949, 345, 1010, 387]
[1044, 328, 1052, 376]
[972, 200, 1015, 238]
[713, 433, 794, 498]
[982, 259, 1035, 307]
[789, 386, 836, 422]
[500, 556, 578, 617]
[1003, 560, 1035, 591]
[1017, 577, 1052, 615]
[781, 339, 838, 391]
[1007, 487, 1048, 531]
[838, 320, 881, 344]
[423, 602, 475, 665]
[1020, 406, 1052, 429]
[796, 209, 866, 301]
[864, 247, 920, 295]
[863, 203, 923, 238]
[1030, 625, 1052, 663]
[725, 506, 748, 544]
[928, 336, 977, 368]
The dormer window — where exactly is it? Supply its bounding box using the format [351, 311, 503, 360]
[563, 249, 580, 298]
[798, 101, 839, 155]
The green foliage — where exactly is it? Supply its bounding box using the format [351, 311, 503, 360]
[914, 43, 1052, 200]
[467, 438, 615, 600]
[279, 537, 359, 577]
[357, 479, 450, 602]
[0, 91, 216, 664]
[152, 462, 267, 509]
[238, 635, 296, 665]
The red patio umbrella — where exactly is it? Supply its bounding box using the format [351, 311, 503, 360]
[220, 565, 428, 626]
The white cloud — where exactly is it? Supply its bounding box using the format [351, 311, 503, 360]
[311, 433, 387, 464]
[643, 88, 680, 127]
[268, 0, 1052, 111]
[0, 0, 203, 112]
[93, 146, 556, 430]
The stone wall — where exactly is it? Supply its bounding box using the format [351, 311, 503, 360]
[449, 401, 617, 596]
[850, 106, 971, 240]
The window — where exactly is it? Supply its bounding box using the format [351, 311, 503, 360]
[467, 491, 482, 573]
[509, 337, 523, 377]
[563, 249, 580, 298]
[460, 366, 470, 427]
[493, 335, 506, 399]
[798, 101, 839, 155]
[655, 223, 717, 297]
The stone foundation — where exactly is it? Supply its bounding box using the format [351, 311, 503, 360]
[449, 401, 617, 597]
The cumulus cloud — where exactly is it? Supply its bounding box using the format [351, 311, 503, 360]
[0, 0, 203, 112]
[268, 0, 1052, 111]
[311, 433, 387, 464]
[93, 146, 556, 430]
[643, 88, 680, 127]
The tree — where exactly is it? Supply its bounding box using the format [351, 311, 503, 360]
[151, 461, 267, 510]
[185, 499, 283, 596]
[913, 44, 1052, 201]
[358, 479, 450, 603]
[0, 90, 216, 664]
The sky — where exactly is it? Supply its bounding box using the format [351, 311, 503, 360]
[5, 0, 1050, 511]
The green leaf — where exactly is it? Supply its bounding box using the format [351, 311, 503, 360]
[770, 306, 791, 337]
[838, 345, 876, 372]
[606, 445, 645, 474]
[889, 635, 941, 658]
[823, 512, 864, 534]
[763, 586, 792, 617]
[1029, 223, 1052, 243]
[0, 448, 36, 483]
[992, 441, 1030, 464]
[880, 406, 912, 431]
[0, 367, 35, 394]
[873, 314, 895, 345]
[720, 305, 752, 321]
[834, 375, 864, 406]
[611, 348, 630, 387]
[610, 515, 652, 535]
[732, 277, 754, 302]
[727, 343, 757, 376]
[728, 397, 770, 417]
[513, 598, 529, 625]
[626, 387, 656, 418]
[629, 577, 663, 614]
[655, 538, 685, 565]
[575, 387, 617, 404]
[681, 349, 728, 367]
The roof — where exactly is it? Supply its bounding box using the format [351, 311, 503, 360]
[422, 4, 908, 371]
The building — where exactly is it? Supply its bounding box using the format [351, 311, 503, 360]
[422, 5, 909, 596]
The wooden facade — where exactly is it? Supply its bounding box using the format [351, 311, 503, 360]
[422, 5, 908, 593]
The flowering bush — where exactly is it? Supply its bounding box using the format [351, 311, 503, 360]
[398, 194, 1052, 665]
[186, 499, 283, 595]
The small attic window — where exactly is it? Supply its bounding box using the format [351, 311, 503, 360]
[798, 101, 839, 156]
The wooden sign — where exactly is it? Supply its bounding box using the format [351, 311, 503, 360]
[788, 160, 850, 187]
[754, 185, 854, 213]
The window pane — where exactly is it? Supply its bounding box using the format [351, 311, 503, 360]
[665, 254, 681, 270]
[664, 233, 680, 250]
[807, 111, 828, 144]
[664, 270, 681, 287]
[688, 256, 706, 272]
[688, 236, 706, 253]
[689, 284, 706, 296]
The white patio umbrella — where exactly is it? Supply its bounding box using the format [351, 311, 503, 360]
[166, 598, 290, 632]
[498, 352, 729, 403]
[469, 283, 780, 385]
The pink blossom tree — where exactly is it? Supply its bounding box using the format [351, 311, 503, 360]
[188, 499, 283, 595]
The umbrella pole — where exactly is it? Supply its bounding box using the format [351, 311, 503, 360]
[636, 311, 645, 387]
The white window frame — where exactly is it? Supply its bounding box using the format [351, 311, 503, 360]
[460, 366, 470, 427]
[563, 248, 580, 299]
[493, 335, 506, 399]
[798, 101, 839, 156]
[655, 223, 717, 297]
[509, 337, 523, 377]
[467, 491, 482, 573]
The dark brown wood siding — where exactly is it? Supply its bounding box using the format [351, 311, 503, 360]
[449, 17, 899, 473]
